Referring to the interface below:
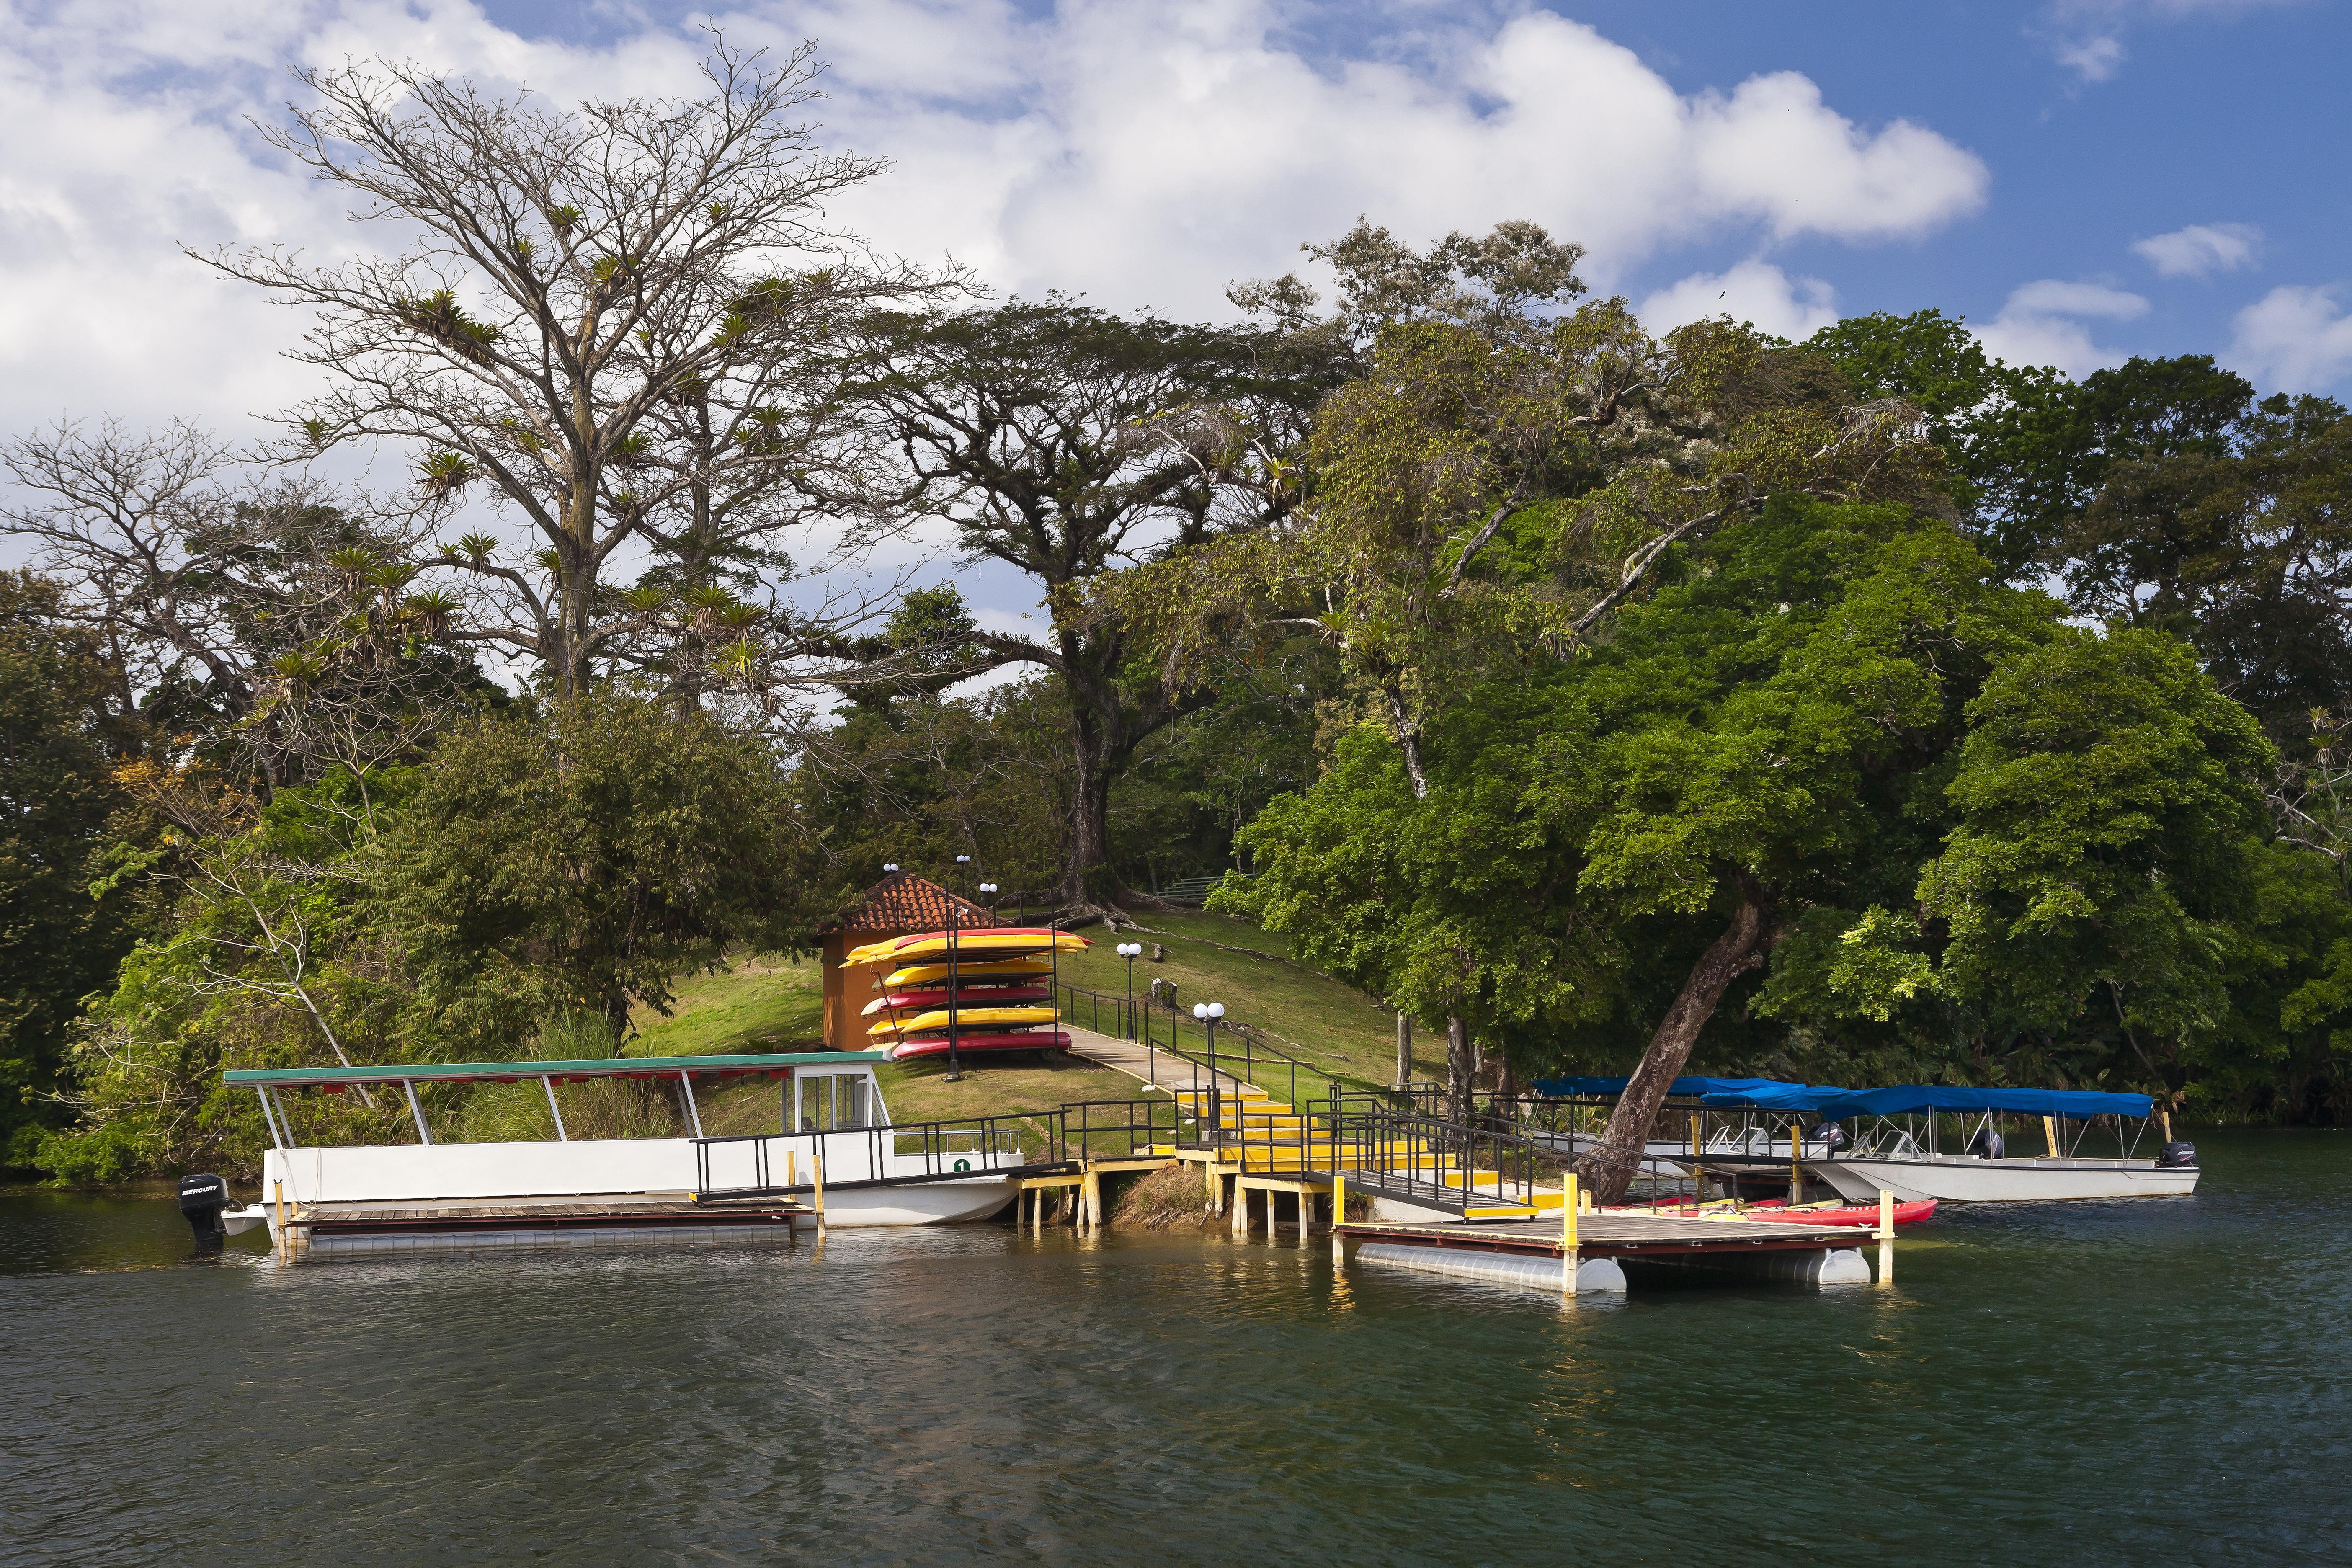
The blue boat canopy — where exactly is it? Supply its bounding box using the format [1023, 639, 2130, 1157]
[1532, 1075, 1796, 1099]
[1697, 1083, 2155, 1120]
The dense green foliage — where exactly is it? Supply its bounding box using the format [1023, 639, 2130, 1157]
[0, 575, 142, 1165]
[9, 170, 2352, 1177]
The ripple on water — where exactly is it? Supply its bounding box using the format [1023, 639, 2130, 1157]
[4, 1130, 2351, 1566]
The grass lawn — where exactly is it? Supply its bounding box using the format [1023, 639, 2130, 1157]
[1006, 908, 1437, 1097]
[624, 910, 1425, 1126]
[627, 954, 825, 1057]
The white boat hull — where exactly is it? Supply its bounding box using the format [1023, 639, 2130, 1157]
[1812, 1155, 2199, 1204]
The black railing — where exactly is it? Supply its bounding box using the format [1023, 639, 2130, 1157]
[692, 1097, 1195, 1200]
[1053, 981, 1342, 1124]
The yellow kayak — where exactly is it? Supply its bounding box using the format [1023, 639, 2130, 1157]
[841, 929, 1088, 967]
[882, 958, 1052, 988]
[868, 1005, 1060, 1037]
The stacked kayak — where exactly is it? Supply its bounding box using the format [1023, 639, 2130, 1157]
[847, 929, 1087, 1061]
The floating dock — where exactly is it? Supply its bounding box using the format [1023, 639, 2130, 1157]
[1340, 1212, 1878, 1292]
[289, 1194, 810, 1256]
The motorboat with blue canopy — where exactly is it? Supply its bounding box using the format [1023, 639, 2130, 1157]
[1688, 1081, 2197, 1203]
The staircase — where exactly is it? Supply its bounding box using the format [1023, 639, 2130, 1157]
[1172, 1085, 1560, 1221]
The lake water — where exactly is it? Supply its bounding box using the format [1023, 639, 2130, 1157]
[5, 1130, 2349, 1565]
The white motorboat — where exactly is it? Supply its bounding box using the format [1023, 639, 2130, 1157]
[224, 1051, 1031, 1255]
[1692, 1082, 2200, 1203]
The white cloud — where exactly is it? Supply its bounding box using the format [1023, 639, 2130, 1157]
[0, 0, 1995, 448]
[2227, 285, 2352, 393]
[2043, 0, 2302, 82]
[2132, 222, 2262, 279]
[1974, 280, 2149, 376]
[1640, 261, 1839, 340]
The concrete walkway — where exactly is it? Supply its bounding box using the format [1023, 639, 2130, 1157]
[1060, 1023, 1253, 1101]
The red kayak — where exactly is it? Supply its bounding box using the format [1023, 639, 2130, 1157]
[887, 1031, 1072, 1060]
[871, 985, 1050, 1014]
[1605, 1197, 1936, 1226]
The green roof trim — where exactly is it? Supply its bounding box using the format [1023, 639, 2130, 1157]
[224, 1052, 889, 1088]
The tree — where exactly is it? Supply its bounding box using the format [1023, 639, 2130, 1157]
[0, 575, 143, 1165]
[1230, 499, 2066, 1186]
[1913, 629, 2276, 1065]
[854, 300, 1336, 908]
[379, 690, 823, 1050]
[203, 42, 943, 699]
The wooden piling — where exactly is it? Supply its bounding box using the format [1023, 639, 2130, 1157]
[274, 1179, 287, 1262]
[2043, 1115, 2061, 1158]
[813, 1154, 826, 1238]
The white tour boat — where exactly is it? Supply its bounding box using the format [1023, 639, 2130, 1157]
[213, 1051, 1031, 1255]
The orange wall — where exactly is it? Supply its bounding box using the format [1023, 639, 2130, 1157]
[822, 928, 911, 1052]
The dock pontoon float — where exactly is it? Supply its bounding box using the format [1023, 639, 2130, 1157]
[225, 1051, 1031, 1255]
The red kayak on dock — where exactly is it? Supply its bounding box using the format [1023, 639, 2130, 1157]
[887, 1030, 1072, 1060]
[1607, 1197, 1937, 1226]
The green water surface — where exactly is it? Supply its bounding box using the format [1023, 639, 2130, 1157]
[3, 1129, 2347, 1565]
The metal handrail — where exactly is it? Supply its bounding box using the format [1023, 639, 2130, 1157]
[691, 1097, 1195, 1199]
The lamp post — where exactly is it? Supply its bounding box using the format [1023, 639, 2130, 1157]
[1117, 942, 1142, 1039]
[946, 856, 972, 1081]
[1193, 1001, 1226, 1147]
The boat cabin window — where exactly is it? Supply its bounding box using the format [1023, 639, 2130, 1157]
[794, 1072, 870, 1132]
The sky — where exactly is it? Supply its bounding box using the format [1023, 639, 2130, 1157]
[3, 0, 2347, 646]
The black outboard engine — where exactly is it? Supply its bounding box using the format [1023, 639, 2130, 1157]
[1814, 1121, 1850, 1155]
[1965, 1125, 2006, 1160]
[2156, 1141, 2198, 1168]
[178, 1172, 228, 1248]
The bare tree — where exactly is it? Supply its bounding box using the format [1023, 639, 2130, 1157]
[0, 420, 468, 793]
[199, 39, 950, 699]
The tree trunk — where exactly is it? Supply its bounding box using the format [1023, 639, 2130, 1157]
[1446, 1016, 1472, 1128]
[1576, 893, 1777, 1204]
[1394, 1012, 1411, 1091]
[1062, 721, 1119, 908]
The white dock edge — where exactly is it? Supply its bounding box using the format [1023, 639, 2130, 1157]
[1356, 1241, 1627, 1295]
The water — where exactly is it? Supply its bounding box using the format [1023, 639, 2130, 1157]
[4, 1131, 2349, 1566]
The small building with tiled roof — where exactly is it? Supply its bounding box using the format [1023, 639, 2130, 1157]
[818, 870, 1003, 1052]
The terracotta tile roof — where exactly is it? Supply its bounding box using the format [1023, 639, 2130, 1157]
[825, 870, 1003, 934]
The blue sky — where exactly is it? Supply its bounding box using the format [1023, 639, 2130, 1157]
[2, 0, 2345, 650]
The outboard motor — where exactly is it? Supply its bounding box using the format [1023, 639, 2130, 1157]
[1965, 1125, 2006, 1160]
[1814, 1121, 1850, 1155]
[2156, 1141, 2198, 1168]
[178, 1173, 228, 1248]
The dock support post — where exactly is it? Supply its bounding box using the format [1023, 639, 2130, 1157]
[1876, 1188, 1893, 1286]
[1331, 1173, 1345, 1264]
[1083, 1165, 1102, 1231]
[814, 1154, 826, 1238]
[1562, 1173, 1580, 1297]
[1206, 1158, 1219, 1215]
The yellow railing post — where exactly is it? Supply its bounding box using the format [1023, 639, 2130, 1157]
[1876, 1188, 1894, 1287]
[1331, 1171, 1346, 1265]
[1562, 1172, 1580, 1297]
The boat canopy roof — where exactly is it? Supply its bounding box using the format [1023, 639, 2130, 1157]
[1698, 1082, 2155, 1120]
[224, 1052, 890, 1090]
[1532, 1075, 1795, 1099]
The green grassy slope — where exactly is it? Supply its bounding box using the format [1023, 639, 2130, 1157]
[1014, 909, 1441, 1096]
[618, 912, 1432, 1132]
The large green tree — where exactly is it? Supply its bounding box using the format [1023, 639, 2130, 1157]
[381, 690, 823, 1050]
[854, 300, 1339, 907]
